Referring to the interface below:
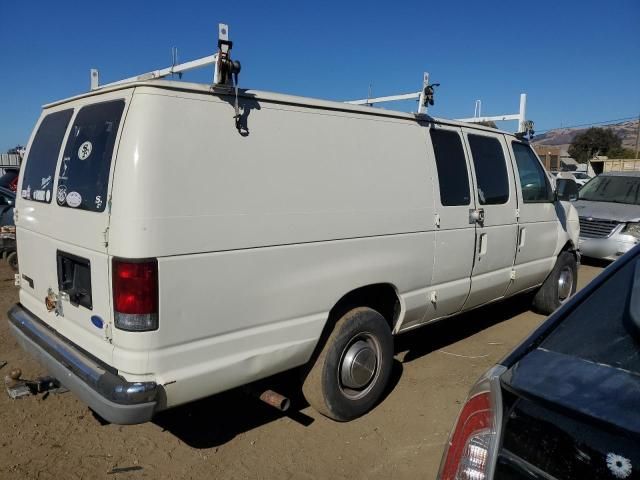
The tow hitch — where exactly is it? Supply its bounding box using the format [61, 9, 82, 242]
[4, 367, 68, 400]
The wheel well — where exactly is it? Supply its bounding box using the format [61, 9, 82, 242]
[328, 283, 401, 330]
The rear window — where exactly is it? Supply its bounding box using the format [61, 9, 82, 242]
[57, 100, 125, 212]
[468, 134, 509, 205]
[21, 109, 73, 203]
[430, 128, 471, 206]
[542, 255, 640, 374]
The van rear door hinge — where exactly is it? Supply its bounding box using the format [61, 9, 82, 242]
[515, 208, 520, 219]
[510, 269, 516, 280]
[434, 213, 441, 228]
[102, 227, 109, 247]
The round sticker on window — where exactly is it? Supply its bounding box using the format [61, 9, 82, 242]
[66, 191, 82, 208]
[78, 141, 92, 160]
[57, 186, 67, 204]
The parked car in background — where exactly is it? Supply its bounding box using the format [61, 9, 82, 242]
[439, 244, 640, 479]
[0, 186, 17, 269]
[0, 186, 15, 225]
[0, 167, 20, 192]
[571, 171, 592, 186]
[574, 172, 640, 261]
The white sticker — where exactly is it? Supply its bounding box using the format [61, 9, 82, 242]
[41, 175, 52, 189]
[78, 141, 92, 160]
[45, 190, 51, 202]
[57, 186, 67, 204]
[95, 195, 103, 209]
[66, 191, 82, 208]
[32, 190, 46, 201]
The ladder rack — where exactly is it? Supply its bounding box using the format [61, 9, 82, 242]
[88, 24, 530, 134]
[90, 23, 238, 91]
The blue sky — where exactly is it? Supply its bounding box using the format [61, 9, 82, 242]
[1, 0, 638, 151]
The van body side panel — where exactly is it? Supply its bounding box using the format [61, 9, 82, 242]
[108, 88, 436, 400]
[145, 233, 433, 407]
[108, 90, 436, 256]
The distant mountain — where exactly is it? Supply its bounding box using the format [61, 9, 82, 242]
[532, 119, 639, 152]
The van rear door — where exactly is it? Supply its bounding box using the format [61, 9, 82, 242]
[16, 90, 131, 364]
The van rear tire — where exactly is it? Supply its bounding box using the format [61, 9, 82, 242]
[532, 251, 577, 315]
[6, 251, 17, 271]
[302, 307, 393, 422]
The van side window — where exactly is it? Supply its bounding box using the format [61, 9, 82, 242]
[57, 100, 125, 212]
[512, 142, 554, 202]
[21, 109, 73, 203]
[468, 134, 509, 205]
[430, 128, 471, 206]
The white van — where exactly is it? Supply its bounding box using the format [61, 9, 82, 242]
[9, 80, 579, 424]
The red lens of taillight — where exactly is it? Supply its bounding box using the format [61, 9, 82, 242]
[9, 176, 18, 192]
[112, 259, 158, 315]
[440, 392, 493, 480]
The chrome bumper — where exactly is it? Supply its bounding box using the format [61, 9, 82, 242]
[8, 304, 162, 424]
[578, 234, 638, 261]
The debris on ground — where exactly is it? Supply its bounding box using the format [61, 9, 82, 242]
[4, 367, 68, 400]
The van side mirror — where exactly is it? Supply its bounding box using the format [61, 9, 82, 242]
[555, 179, 579, 202]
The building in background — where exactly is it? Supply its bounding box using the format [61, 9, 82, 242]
[534, 146, 561, 171]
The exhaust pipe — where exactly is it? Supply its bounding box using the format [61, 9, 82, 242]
[259, 389, 290, 411]
[245, 387, 290, 412]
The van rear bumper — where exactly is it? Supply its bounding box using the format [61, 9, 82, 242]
[8, 304, 161, 425]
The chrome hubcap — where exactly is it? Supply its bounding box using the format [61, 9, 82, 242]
[558, 267, 573, 301]
[339, 333, 380, 399]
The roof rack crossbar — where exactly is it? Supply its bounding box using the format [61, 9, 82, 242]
[345, 73, 433, 114]
[89, 23, 238, 91]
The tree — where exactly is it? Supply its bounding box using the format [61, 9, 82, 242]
[568, 127, 622, 163]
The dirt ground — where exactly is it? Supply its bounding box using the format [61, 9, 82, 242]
[0, 262, 603, 480]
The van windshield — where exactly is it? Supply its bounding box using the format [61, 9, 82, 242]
[578, 175, 640, 205]
[57, 100, 125, 212]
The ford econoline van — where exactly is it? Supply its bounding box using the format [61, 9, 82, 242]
[9, 80, 579, 424]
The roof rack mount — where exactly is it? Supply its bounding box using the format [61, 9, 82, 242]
[90, 23, 239, 91]
[345, 72, 437, 115]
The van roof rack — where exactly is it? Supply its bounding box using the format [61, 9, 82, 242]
[89, 24, 532, 136]
[90, 23, 240, 91]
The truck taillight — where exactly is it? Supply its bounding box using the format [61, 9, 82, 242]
[112, 258, 158, 331]
[439, 366, 506, 480]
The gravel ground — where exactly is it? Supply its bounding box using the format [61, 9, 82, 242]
[0, 261, 603, 479]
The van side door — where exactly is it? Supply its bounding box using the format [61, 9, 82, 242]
[506, 140, 558, 294]
[424, 125, 477, 321]
[462, 129, 519, 309]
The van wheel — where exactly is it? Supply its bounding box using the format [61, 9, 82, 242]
[302, 307, 393, 421]
[6, 251, 18, 271]
[532, 251, 577, 315]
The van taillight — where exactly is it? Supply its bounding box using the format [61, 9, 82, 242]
[112, 258, 158, 331]
[439, 366, 506, 480]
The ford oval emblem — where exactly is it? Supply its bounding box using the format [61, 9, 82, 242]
[91, 316, 104, 329]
